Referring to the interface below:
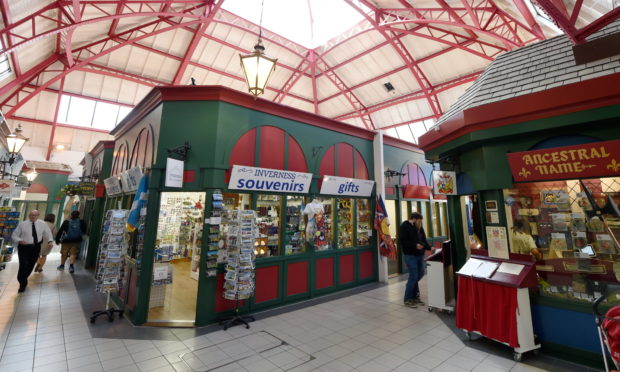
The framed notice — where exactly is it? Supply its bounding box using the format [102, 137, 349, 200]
[485, 200, 498, 211]
[165, 158, 184, 188]
[486, 226, 509, 259]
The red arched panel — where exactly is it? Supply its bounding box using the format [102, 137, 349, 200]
[259, 126, 285, 169]
[227, 129, 257, 183]
[354, 151, 369, 180]
[318, 146, 335, 177]
[287, 136, 307, 173]
[130, 128, 152, 169]
[27, 184, 48, 194]
[112, 144, 127, 175]
[337, 143, 354, 178]
[401, 163, 427, 186]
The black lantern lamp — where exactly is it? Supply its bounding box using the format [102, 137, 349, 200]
[5, 124, 28, 165]
[239, 0, 277, 98]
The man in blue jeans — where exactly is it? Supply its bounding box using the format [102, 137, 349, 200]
[399, 212, 431, 308]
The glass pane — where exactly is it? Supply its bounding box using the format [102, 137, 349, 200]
[385, 199, 397, 244]
[256, 194, 281, 257]
[422, 202, 430, 233]
[432, 202, 440, 237]
[149, 192, 205, 322]
[400, 201, 409, 224]
[66, 96, 96, 127]
[337, 198, 354, 248]
[312, 197, 333, 251]
[440, 202, 448, 237]
[92, 101, 121, 130]
[356, 199, 371, 246]
[284, 195, 306, 255]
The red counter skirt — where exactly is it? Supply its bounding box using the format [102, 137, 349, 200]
[456, 276, 519, 348]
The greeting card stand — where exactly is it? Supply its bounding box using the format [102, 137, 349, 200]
[90, 291, 124, 323]
[219, 298, 255, 330]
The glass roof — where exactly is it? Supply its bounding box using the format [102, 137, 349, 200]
[222, 0, 366, 48]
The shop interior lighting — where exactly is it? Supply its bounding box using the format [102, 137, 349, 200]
[239, 0, 277, 98]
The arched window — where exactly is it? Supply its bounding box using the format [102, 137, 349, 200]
[318, 142, 368, 180]
[129, 128, 152, 169]
[91, 158, 102, 180]
[112, 144, 128, 175]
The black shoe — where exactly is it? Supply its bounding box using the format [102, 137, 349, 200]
[18, 286, 26, 293]
[69, 265, 75, 274]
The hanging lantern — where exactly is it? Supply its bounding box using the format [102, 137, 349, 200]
[240, 41, 277, 98]
[6, 124, 28, 164]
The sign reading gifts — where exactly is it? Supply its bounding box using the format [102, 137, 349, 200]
[320, 175, 375, 197]
[229, 165, 312, 193]
[507, 139, 620, 182]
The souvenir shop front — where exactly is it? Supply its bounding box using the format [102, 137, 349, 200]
[94, 85, 426, 327]
[420, 68, 620, 365]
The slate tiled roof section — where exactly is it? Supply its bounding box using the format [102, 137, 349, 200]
[435, 18, 620, 127]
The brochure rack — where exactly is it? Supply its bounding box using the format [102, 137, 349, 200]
[456, 255, 540, 361]
[0, 207, 19, 271]
[219, 209, 258, 330]
[92, 209, 129, 323]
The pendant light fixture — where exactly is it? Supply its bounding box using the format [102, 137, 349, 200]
[239, 0, 277, 98]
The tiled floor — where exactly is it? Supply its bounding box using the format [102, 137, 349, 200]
[0, 252, 604, 372]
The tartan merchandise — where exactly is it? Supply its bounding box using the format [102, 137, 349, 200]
[374, 195, 397, 260]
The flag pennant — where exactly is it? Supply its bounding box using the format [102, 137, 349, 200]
[127, 173, 149, 232]
[374, 195, 397, 260]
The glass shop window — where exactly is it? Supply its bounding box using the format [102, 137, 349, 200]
[432, 202, 440, 237]
[504, 177, 620, 305]
[312, 197, 333, 251]
[284, 195, 307, 255]
[357, 199, 372, 246]
[256, 194, 282, 257]
[337, 198, 354, 249]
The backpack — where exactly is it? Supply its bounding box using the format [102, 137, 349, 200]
[65, 219, 82, 241]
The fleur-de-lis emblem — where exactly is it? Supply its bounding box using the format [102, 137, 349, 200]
[519, 167, 531, 178]
[607, 159, 620, 172]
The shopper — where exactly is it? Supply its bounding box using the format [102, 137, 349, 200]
[399, 212, 431, 308]
[56, 210, 86, 274]
[34, 213, 56, 273]
[12, 210, 54, 292]
[511, 219, 537, 255]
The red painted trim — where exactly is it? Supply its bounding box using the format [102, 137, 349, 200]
[337, 143, 354, 178]
[315, 257, 334, 290]
[255, 265, 279, 303]
[419, 73, 620, 152]
[286, 261, 308, 296]
[259, 126, 285, 170]
[339, 254, 355, 284]
[359, 251, 374, 279]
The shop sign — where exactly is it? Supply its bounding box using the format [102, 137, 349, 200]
[319, 175, 375, 197]
[165, 158, 184, 188]
[432, 171, 457, 195]
[228, 165, 312, 193]
[122, 166, 143, 193]
[507, 139, 620, 182]
[0, 180, 14, 196]
[103, 177, 122, 196]
[79, 182, 96, 197]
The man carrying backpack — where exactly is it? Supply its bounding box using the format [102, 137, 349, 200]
[56, 210, 86, 273]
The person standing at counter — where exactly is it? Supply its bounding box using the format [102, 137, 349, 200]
[399, 212, 431, 308]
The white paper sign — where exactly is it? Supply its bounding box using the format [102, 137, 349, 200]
[228, 165, 312, 193]
[103, 177, 122, 196]
[123, 166, 143, 193]
[486, 226, 509, 259]
[319, 175, 375, 197]
[497, 262, 524, 276]
[432, 170, 457, 195]
[153, 266, 168, 280]
[457, 258, 483, 276]
[165, 158, 184, 188]
[473, 261, 499, 279]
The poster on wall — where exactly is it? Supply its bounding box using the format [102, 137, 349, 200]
[165, 158, 184, 188]
[103, 177, 122, 196]
[432, 171, 457, 195]
[486, 226, 509, 259]
[320, 175, 375, 197]
[228, 165, 312, 193]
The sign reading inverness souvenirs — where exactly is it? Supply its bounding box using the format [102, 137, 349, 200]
[507, 140, 620, 182]
[229, 165, 312, 193]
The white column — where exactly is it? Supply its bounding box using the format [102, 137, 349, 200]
[373, 130, 389, 283]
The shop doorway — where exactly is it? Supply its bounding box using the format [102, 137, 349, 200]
[385, 200, 399, 277]
[147, 192, 205, 324]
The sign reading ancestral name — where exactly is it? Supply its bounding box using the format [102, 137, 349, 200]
[79, 182, 96, 197]
[229, 165, 312, 193]
[507, 139, 620, 182]
[165, 158, 184, 188]
[103, 177, 122, 196]
[320, 175, 375, 196]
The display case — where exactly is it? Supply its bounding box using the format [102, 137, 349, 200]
[356, 199, 371, 246]
[256, 194, 281, 257]
[504, 177, 620, 305]
[0, 207, 19, 271]
[284, 195, 306, 255]
[337, 198, 354, 248]
[314, 197, 333, 250]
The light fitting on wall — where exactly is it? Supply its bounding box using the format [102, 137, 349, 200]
[26, 169, 37, 183]
[384, 168, 406, 182]
[5, 124, 28, 165]
[239, 0, 277, 98]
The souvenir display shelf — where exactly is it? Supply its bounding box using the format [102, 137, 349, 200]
[284, 196, 306, 255]
[337, 198, 354, 249]
[92, 209, 129, 323]
[313, 198, 333, 250]
[256, 195, 281, 257]
[456, 255, 539, 361]
[220, 209, 258, 330]
[0, 207, 19, 271]
[356, 199, 371, 246]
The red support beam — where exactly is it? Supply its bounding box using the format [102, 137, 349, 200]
[0, 55, 59, 97]
[107, 0, 126, 35]
[0, 0, 21, 76]
[274, 57, 312, 104]
[11, 115, 111, 134]
[512, 0, 545, 40]
[46, 74, 66, 160]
